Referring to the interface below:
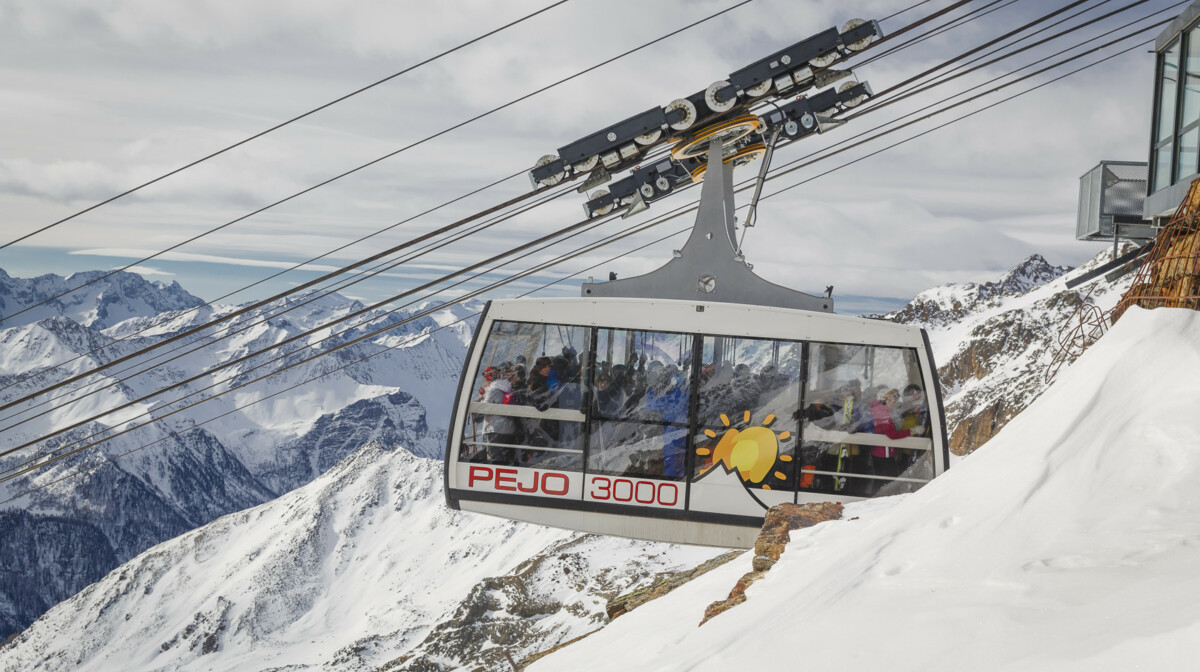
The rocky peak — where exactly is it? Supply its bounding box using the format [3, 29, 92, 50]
[884, 248, 1131, 455]
[886, 254, 1072, 330]
[0, 268, 204, 330]
[985, 254, 1072, 299]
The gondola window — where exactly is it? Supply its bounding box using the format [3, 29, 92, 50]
[799, 342, 934, 497]
[587, 328, 694, 481]
[461, 320, 589, 471]
[692, 336, 803, 491]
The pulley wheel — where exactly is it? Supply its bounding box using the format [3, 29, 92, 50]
[634, 128, 662, 146]
[744, 79, 772, 98]
[533, 154, 565, 187]
[688, 142, 767, 183]
[589, 189, 614, 216]
[573, 154, 599, 173]
[842, 19, 874, 52]
[665, 98, 697, 131]
[704, 80, 737, 113]
[670, 114, 762, 161]
[839, 80, 868, 108]
[809, 50, 838, 69]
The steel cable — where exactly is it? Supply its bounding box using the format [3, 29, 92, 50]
[0, 0, 754, 330]
[0, 0, 572, 251]
[0, 30, 1155, 482]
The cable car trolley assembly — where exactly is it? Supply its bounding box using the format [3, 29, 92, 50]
[445, 16, 949, 549]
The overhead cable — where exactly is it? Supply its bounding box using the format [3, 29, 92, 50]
[0, 1, 572, 251]
[0, 0, 1152, 456]
[1, 28, 1157, 477]
[0, 0, 753, 330]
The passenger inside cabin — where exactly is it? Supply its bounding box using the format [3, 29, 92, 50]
[900, 383, 929, 437]
[829, 379, 870, 494]
[476, 365, 517, 466]
[866, 388, 911, 495]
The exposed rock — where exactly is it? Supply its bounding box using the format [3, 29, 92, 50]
[751, 554, 776, 572]
[605, 551, 743, 620]
[379, 532, 723, 672]
[700, 502, 842, 625]
[257, 390, 438, 493]
[755, 501, 843, 561]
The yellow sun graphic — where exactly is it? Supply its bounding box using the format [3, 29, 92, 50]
[695, 411, 793, 490]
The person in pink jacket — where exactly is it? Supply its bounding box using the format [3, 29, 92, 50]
[868, 388, 910, 492]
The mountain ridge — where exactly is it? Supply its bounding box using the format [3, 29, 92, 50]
[0, 266, 474, 639]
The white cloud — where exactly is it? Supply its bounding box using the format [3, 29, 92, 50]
[122, 264, 173, 276]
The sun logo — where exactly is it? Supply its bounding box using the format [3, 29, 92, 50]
[696, 411, 793, 490]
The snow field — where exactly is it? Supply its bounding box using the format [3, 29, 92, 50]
[531, 306, 1200, 671]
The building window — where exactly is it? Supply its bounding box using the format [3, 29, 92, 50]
[1179, 26, 1200, 182]
[1153, 38, 1181, 192]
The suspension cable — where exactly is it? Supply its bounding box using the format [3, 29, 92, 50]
[881, 0, 938, 24]
[1, 0, 1150, 456]
[0, 1, 572, 251]
[852, 0, 1155, 119]
[0, 30, 1154, 479]
[855, 0, 1019, 68]
[867, 0, 1095, 102]
[0, 0, 753, 329]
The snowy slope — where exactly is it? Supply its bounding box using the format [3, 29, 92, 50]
[0, 444, 726, 671]
[529, 306, 1200, 671]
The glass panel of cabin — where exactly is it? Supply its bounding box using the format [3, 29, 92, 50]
[587, 328, 694, 481]
[799, 342, 933, 497]
[461, 320, 589, 471]
[691, 336, 803, 493]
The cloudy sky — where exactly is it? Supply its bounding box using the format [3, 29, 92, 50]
[0, 0, 1181, 314]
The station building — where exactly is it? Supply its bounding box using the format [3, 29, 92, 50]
[1078, 1, 1200, 245]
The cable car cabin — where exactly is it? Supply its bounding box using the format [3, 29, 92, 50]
[444, 297, 949, 548]
[448, 124, 946, 548]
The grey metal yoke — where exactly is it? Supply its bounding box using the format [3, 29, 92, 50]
[581, 138, 833, 312]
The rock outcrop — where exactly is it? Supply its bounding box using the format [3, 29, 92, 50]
[606, 551, 743, 620]
[700, 502, 842, 625]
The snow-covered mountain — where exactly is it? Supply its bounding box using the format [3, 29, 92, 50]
[528, 305, 1200, 670]
[0, 442, 726, 670]
[0, 248, 1159, 665]
[4, 300, 1195, 670]
[0, 269, 479, 639]
[885, 249, 1133, 454]
[0, 269, 204, 330]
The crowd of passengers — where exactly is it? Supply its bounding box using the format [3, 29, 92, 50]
[469, 349, 798, 477]
[800, 379, 931, 496]
[469, 349, 586, 467]
[468, 350, 933, 498]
